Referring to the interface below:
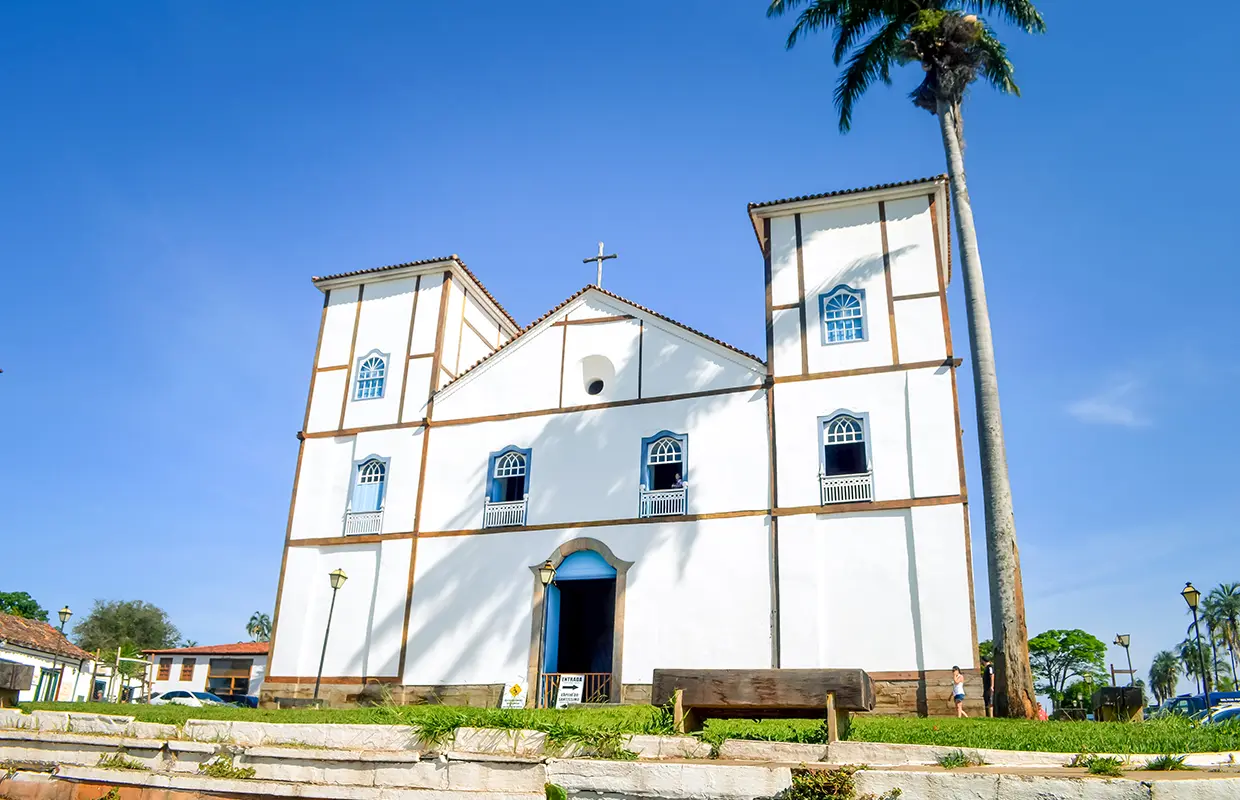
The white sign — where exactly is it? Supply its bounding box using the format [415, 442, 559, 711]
[501, 680, 527, 709]
[555, 674, 585, 708]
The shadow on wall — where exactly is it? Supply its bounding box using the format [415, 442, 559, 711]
[343, 328, 760, 686]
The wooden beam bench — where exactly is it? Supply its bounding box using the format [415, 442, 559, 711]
[651, 668, 875, 742]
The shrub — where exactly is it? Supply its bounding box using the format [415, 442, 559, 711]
[1085, 756, 1125, 777]
[197, 753, 256, 780]
[1143, 754, 1194, 771]
[96, 752, 147, 771]
[785, 766, 861, 800]
[936, 749, 985, 769]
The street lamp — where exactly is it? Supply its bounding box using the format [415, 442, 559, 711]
[58, 607, 72, 632]
[44, 605, 74, 702]
[536, 560, 556, 707]
[313, 569, 348, 702]
[1181, 582, 1213, 723]
[1113, 634, 1133, 686]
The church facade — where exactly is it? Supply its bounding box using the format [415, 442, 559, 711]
[264, 175, 982, 715]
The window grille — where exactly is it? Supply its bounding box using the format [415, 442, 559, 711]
[355, 355, 386, 399]
[647, 438, 683, 464]
[823, 288, 864, 343]
[494, 452, 527, 478]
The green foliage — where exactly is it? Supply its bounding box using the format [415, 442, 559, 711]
[1059, 676, 1106, 711]
[0, 591, 49, 622]
[96, 751, 147, 771]
[74, 599, 180, 652]
[766, 0, 1045, 131]
[936, 749, 985, 769]
[1028, 629, 1107, 707]
[1143, 754, 1194, 771]
[785, 766, 860, 800]
[1149, 650, 1181, 705]
[198, 753, 256, 780]
[978, 640, 993, 664]
[1084, 755, 1125, 776]
[247, 612, 271, 643]
[545, 783, 568, 800]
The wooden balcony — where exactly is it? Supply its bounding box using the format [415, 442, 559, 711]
[819, 472, 874, 505]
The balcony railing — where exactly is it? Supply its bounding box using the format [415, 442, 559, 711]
[819, 471, 874, 505]
[483, 496, 528, 528]
[639, 486, 687, 518]
[344, 509, 384, 535]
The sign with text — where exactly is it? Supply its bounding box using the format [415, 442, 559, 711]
[555, 674, 585, 708]
[501, 680, 527, 709]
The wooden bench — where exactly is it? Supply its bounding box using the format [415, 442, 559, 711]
[651, 668, 875, 742]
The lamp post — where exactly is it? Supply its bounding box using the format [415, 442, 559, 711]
[536, 560, 556, 708]
[1181, 582, 1213, 723]
[313, 569, 348, 702]
[1113, 634, 1133, 686]
[45, 606, 73, 702]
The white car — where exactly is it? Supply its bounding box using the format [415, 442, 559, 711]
[149, 690, 229, 707]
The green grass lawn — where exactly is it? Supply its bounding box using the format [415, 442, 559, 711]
[19, 701, 1240, 754]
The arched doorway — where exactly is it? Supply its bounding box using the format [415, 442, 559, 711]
[528, 540, 631, 707]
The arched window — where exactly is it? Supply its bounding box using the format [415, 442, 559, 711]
[820, 286, 865, 344]
[642, 432, 687, 491]
[354, 353, 387, 400]
[821, 414, 868, 476]
[351, 458, 387, 512]
[488, 447, 531, 502]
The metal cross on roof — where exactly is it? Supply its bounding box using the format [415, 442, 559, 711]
[582, 242, 617, 288]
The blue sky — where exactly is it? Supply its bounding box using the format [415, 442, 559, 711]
[2, 2, 1235, 694]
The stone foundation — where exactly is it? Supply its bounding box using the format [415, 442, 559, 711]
[262, 671, 984, 716]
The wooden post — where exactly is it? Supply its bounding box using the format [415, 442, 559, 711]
[826, 691, 838, 743]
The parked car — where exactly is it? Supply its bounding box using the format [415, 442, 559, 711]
[1205, 706, 1240, 724]
[149, 690, 229, 707]
[1159, 692, 1240, 717]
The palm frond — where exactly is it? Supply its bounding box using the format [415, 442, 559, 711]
[960, 0, 1046, 33]
[834, 19, 907, 132]
[832, 4, 890, 65]
[782, 0, 849, 49]
[766, 0, 809, 19]
[973, 24, 1019, 95]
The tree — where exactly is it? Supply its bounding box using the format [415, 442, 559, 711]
[246, 612, 271, 643]
[1059, 675, 1104, 711]
[1149, 650, 1180, 705]
[767, 0, 1045, 718]
[1204, 583, 1240, 680]
[978, 639, 994, 664]
[73, 600, 180, 653]
[1027, 629, 1106, 707]
[0, 591, 49, 622]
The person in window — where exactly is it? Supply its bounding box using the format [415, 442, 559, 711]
[672, 473, 686, 489]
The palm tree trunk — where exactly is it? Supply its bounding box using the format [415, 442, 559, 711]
[935, 99, 1036, 719]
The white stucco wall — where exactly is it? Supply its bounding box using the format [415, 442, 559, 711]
[342, 277, 418, 431]
[777, 503, 972, 672]
[403, 517, 771, 686]
[271, 538, 412, 678]
[420, 389, 770, 532]
[434, 291, 764, 423]
[317, 286, 360, 369]
[0, 644, 88, 702]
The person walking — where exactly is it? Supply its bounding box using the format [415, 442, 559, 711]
[982, 656, 995, 717]
[952, 666, 968, 717]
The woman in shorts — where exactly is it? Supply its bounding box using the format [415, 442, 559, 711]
[952, 666, 968, 717]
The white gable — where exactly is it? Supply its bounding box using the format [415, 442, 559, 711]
[432, 290, 764, 422]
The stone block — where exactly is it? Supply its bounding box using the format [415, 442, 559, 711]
[855, 769, 1001, 800]
[453, 726, 520, 755]
[29, 711, 68, 732]
[67, 713, 134, 735]
[185, 719, 232, 742]
[447, 759, 546, 792]
[514, 729, 548, 757]
[1150, 778, 1240, 800]
[717, 739, 829, 763]
[997, 773, 1150, 800]
[374, 759, 450, 789]
[0, 709, 26, 728]
[319, 723, 420, 751]
[547, 758, 793, 799]
[627, 734, 713, 760]
[128, 721, 178, 740]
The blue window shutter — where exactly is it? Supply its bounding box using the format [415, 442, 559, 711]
[555, 551, 617, 581]
[542, 584, 560, 673]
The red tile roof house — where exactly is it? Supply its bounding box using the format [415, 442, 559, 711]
[142, 642, 268, 705]
[0, 612, 93, 702]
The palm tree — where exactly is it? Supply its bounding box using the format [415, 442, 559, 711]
[1148, 650, 1180, 705]
[1205, 583, 1240, 679]
[767, 0, 1045, 718]
[247, 612, 272, 642]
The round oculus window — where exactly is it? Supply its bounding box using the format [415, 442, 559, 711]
[587, 379, 605, 395]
